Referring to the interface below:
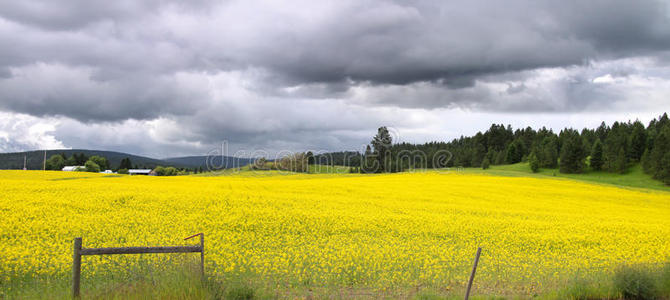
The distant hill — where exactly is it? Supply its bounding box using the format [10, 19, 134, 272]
[0, 149, 251, 170]
[163, 155, 254, 170]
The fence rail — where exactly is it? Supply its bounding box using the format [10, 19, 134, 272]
[72, 233, 204, 298]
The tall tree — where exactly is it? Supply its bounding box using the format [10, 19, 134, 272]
[118, 157, 132, 170]
[540, 136, 558, 168]
[361, 145, 379, 173]
[305, 151, 314, 165]
[505, 140, 524, 164]
[89, 156, 109, 170]
[649, 126, 670, 180]
[613, 147, 627, 174]
[629, 121, 647, 161]
[603, 122, 628, 172]
[371, 127, 392, 172]
[528, 151, 540, 173]
[45, 155, 66, 170]
[659, 152, 670, 185]
[589, 139, 604, 171]
[73, 153, 88, 165]
[559, 130, 586, 174]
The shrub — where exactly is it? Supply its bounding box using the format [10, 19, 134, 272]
[45, 155, 66, 170]
[154, 166, 178, 176]
[250, 158, 268, 170]
[84, 160, 101, 173]
[225, 285, 255, 300]
[481, 158, 490, 170]
[277, 153, 309, 173]
[88, 155, 109, 170]
[613, 265, 658, 300]
[117, 168, 129, 174]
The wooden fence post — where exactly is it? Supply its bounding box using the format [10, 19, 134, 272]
[464, 247, 482, 300]
[72, 237, 82, 298]
[200, 233, 205, 278]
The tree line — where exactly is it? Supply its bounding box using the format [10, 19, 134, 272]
[45, 153, 112, 173]
[310, 113, 670, 184]
[45, 153, 208, 175]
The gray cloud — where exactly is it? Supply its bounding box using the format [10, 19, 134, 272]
[1, 0, 670, 155]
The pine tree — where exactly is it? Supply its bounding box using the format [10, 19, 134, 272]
[471, 143, 486, 167]
[641, 148, 652, 173]
[505, 141, 523, 164]
[559, 131, 586, 174]
[603, 122, 627, 172]
[659, 152, 670, 185]
[540, 137, 558, 168]
[362, 145, 379, 173]
[119, 157, 132, 170]
[589, 139, 604, 171]
[495, 150, 506, 165]
[371, 127, 392, 172]
[529, 151, 540, 173]
[614, 147, 627, 174]
[629, 121, 647, 161]
[650, 126, 670, 179]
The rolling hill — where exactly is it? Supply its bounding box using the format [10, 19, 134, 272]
[0, 149, 250, 170]
[163, 155, 254, 170]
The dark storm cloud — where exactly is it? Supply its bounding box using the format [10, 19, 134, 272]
[0, 0, 668, 132]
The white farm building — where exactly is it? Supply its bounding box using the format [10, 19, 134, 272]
[128, 169, 154, 175]
[62, 166, 84, 171]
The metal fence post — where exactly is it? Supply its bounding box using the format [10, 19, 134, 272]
[72, 237, 82, 298]
[464, 247, 482, 300]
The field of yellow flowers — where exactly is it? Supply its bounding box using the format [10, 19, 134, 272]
[1, 170, 670, 297]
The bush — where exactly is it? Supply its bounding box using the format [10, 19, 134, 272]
[277, 153, 309, 173]
[613, 265, 658, 300]
[225, 285, 255, 300]
[45, 154, 66, 170]
[250, 158, 268, 170]
[481, 158, 490, 170]
[154, 166, 178, 176]
[89, 155, 109, 170]
[84, 160, 101, 173]
[117, 168, 129, 174]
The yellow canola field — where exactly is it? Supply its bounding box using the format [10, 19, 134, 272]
[1, 170, 669, 294]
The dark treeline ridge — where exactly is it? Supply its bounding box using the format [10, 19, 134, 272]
[44, 152, 207, 175]
[312, 113, 670, 185]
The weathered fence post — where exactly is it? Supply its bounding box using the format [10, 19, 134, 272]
[72, 237, 82, 298]
[200, 233, 205, 278]
[464, 247, 482, 300]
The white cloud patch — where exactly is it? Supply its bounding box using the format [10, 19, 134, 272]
[0, 112, 66, 152]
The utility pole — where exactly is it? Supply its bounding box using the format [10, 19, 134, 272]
[23, 155, 27, 170]
[43, 150, 47, 170]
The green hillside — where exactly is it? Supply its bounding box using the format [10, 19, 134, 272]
[467, 163, 670, 192]
[0, 150, 182, 170]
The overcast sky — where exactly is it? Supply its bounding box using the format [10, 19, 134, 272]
[1, 0, 670, 158]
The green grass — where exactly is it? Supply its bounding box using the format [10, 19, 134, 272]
[464, 163, 670, 192]
[308, 164, 351, 174]
[200, 162, 668, 193]
[193, 164, 352, 177]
